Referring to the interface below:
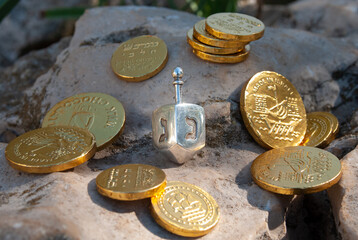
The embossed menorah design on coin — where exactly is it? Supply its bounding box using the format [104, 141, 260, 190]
[152, 67, 205, 164]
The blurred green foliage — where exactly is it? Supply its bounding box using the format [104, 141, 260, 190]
[42, 7, 86, 19]
[180, 0, 238, 17]
[0, 0, 297, 22]
[0, 0, 241, 21]
[0, 0, 19, 22]
[43, 0, 240, 19]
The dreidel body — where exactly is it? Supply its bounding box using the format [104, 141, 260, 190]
[152, 67, 205, 164]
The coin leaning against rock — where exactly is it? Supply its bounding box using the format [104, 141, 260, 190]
[302, 112, 336, 148]
[205, 13, 265, 42]
[240, 71, 307, 149]
[193, 45, 250, 63]
[5, 126, 96, 173]
[193, 19, 246, 48]
[42, 92, 125, 150]
[321, 112, 339, 137]
[151, 181, 220, 237]
[96, 164, 167, 201]
[187, 28, 243, 55]
[251, 146, 342, 195]
[111, 35, 168, 82]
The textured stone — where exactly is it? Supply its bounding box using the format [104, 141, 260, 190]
[325, 134, 358, 159]
[268, 0, 358, 39]
[0, 37, 71, 117]
[0, 0, 89, 67]
[350, 109, 358, 133]
[328, 146, 358, 240]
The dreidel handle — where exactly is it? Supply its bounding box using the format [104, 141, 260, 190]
[172, 67, 184, 104]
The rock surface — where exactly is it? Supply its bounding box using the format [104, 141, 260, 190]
[328, 146, 358, 240]
[0, 0, 89, 67]
[0, 37, 71, 117]
[264, 0, 358, 39]
[1, 5, 358, 240]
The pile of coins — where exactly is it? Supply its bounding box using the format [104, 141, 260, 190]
[5, 93, 125, 173]
[187, 13, 265, 63]
[96, 164, 220, 237]
[240, 71, 342, 195]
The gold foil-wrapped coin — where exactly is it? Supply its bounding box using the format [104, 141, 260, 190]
[240, 71, 307, 149]
[5, 126, 96, 173]
[193, 20, 246, 48]
[42, 93, 125, 150]
[96, 164, 166, 201]
[205, 13, 265, 41]
[151, 181, 219, 237]
[193, 45, 250, 63]
[302, 112, 338, 148]
[322, 112, 339, 136]
[251, 146, 342, 195]
[111, 35, 168, 82]
[187, 28, 242, 55]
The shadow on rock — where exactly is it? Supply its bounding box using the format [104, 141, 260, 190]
[87, 178, 195, 240]
[286, 192, 341, 240]
[236, 162, 292, 238]
[0, 145, 49, 191]
[87, 134, 180, 172]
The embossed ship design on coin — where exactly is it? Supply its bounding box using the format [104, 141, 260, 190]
[152, 67, 205, 164]
[167, 191, 206, 222]
[240, 71, 307, 149]
[251, 146, 342, 194]
[251, 85, 302, 139]
[151, 181, 219, 237]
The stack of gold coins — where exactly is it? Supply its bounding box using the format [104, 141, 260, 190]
[5, 92, 126, 174]
[187, 13, 265, 63]
[96, 165, 220, 237]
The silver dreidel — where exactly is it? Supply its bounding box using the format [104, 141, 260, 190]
[152, 67, 205, 164]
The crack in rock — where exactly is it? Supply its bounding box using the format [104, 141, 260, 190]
[79, 26, 156, 47]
